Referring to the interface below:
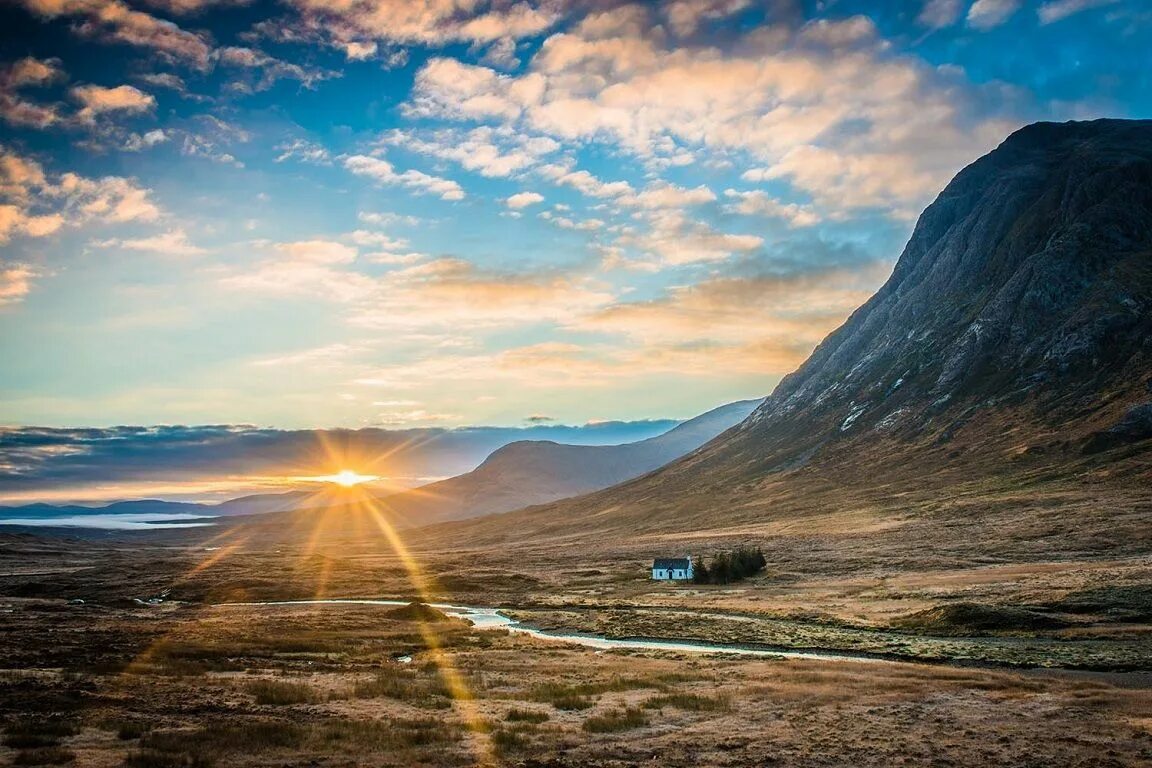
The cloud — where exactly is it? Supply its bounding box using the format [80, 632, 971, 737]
[480, 36, 520, 69]
[71, 83, 155, 121]
[385, 125, 560, 178]
[219, 239, 371, 302]
[1038, 0, 1120, 24]
[213, 46, 334, 92]
[663, 0, 752, 36]
[2, 57, 66, 89]
[53, 172, 161, 223]
[405, 7, 1026, 219]
[91, 228, 205, 255]
[135, 72, 188, 92]
[0, 57, 67, 129]
[967, 0, 1023, 28]
[0, 147, 161, 251]
[350, 257, 615, 331]
[548, 168, 633, 199]
[723, 189, 818, 227]
[14, 0, 213, 69]
[620, 181, 715, 209]
[615, 209, 763, 266]
[0, 419, 683, 503]
[277, 239, 357, 264]
[917, 0, 964, 28]
[344, 154, 466, 200]
[283, 0, 563, 48]
[0, 264, 39, 306]
[123, 128, 169, 151]
[570, 258, 889, 376]
[506, 191, 544, 208]
[341, 40, 379, 61]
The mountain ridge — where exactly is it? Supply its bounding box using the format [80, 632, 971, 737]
[413, 119, 1152, 551]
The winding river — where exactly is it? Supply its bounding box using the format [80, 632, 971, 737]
[228, 598, 896, 664]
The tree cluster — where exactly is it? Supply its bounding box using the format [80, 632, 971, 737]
[692, 546, 767, 585]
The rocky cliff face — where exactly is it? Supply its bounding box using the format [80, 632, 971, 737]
[422, 120, 1152, 548]
[714, 119, 1152, 472]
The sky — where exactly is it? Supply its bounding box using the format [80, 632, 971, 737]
[0, 0, 1149, 439]
[0, 419, 684, 503]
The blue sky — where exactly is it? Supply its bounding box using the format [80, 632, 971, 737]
[0, 0, 1148, 433]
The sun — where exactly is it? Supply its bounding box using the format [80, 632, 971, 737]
[320, 469, 379, 487]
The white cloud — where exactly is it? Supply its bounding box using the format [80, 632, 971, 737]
[621, 181, 715, 209]
[277, 239, 357, 264]
[92, 228, 205, 256]
[341, 41, 378, 61]
[124, 129, 169, 151]
[344, 154, 466, 200]
[71, 84, 155, 122]
[663, 0, 752, 36]
[0, 263, 39, 306]
[1037, 0, 1119, 24]
[480, 36, 520, 69]
[548, 169, 633, 199]
[284, 0, 562, 47]
[214, 46, 333, 92]
[723, 189, 819, 227]
[385, 125, 560, 178]
[967, 0, 1023, 29]
[14, 0, 212, 69]
[506, 191, 544, 209]
[405, 7, 1025, 219]
[917, 0, 964, 28]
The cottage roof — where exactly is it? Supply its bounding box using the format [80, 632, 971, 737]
[652, 557, 691, 569]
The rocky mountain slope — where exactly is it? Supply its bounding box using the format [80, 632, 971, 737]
[376, 399, 760, 524]
[419, 119, 1152, 557]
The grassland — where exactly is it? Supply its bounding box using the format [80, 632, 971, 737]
[0, 595, 1150, 767]
[1, 518, 1150, 766]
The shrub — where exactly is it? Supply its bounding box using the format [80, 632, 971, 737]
[3, 720, 78, 749]
[694, 546, 766, 584]
[505, 709, 549, 723]
[122, 750, 212, 768]
[582, 707, 649, 733]
[491, 729, 529, 755]
[351, 667, 451, 708]
[245, 679, 319, 706]
[117, 723, 150, 741]
[13, 748, 76, 766]
[643, 693, 730, 711]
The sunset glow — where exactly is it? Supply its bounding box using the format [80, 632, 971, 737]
[308, 470, 380, 487]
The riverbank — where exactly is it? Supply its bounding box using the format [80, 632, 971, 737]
[5, 596, 1151, 768]
[225, 598, 1151, 672]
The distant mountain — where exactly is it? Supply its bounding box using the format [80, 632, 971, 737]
[0, 491, 311, 522]
[423, 120, 1152, 552]
[0, 403, 756, 528]
[374, 399, 762, 525]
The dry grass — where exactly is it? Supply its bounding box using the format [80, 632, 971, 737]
[244, 678, 320, 705]
[0, 542, 1150, 767]
[582, 707, 649, 733]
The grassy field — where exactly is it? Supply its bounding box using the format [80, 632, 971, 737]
[1, 520, 1150, 766]
[0, 590, 1150, 767]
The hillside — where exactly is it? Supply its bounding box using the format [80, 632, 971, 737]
[375, 399, 760, 524]
[417, 120, 1152, 563]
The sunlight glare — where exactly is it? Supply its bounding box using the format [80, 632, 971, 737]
[328, 469, 378, 487]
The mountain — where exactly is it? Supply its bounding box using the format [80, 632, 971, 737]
[0, 491, 311, 522]
[421, 119, 1152, 553]
[376, 399, 761, 525]
[0, 402, 756, 530]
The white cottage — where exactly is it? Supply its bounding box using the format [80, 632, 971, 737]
[651, 557, 693, 581]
